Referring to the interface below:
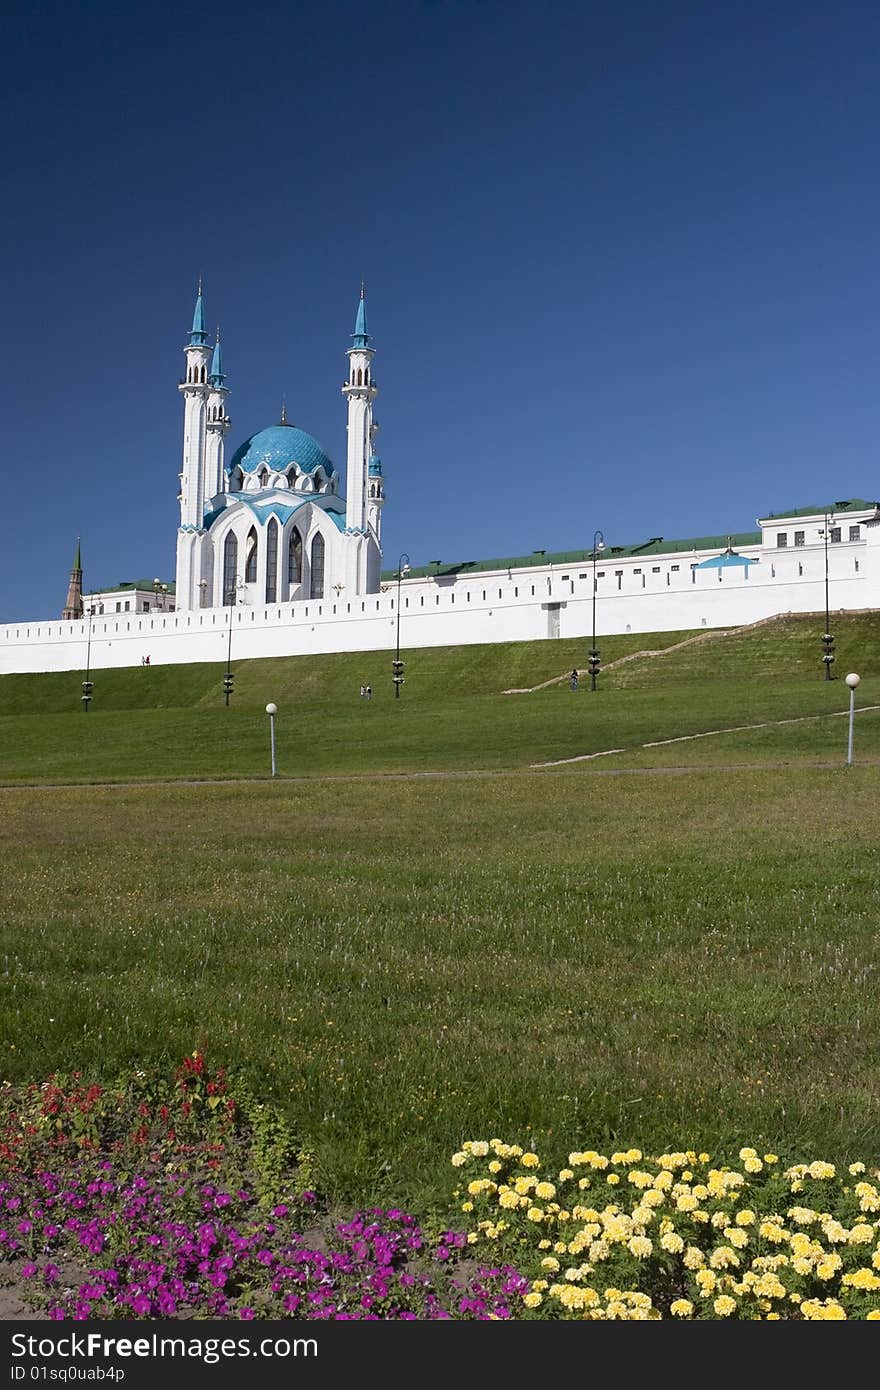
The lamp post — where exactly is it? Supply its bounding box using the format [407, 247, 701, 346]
[81, 604, 95, 712]
[266, 702, 278, 777]
[589, 529, 605, 691]
[152, 578, 168, 612]
[393, 553, 410, 698]
[223, 577, 244, 705]
[845, 672, 860, 766]
[819, 513, 835, 681]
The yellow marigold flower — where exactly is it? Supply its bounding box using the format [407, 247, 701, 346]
[523, 1292, 543, 1308]
[628, 1235, 653, 1258]
[801, 1298, 846, 1320]
[670, 1299, 694, 1317]
[466, 1232, 478, 1244]
[537, 1238, 551, 1249]
[488, 1160, 502, 1174]
[631, 1205, 654, 1227]
[532, 1280, 548, 1291]
[872, 1249, 880, 1271]
[763, 1153, 779, 1164]
[735, 1209, 756, 1226]
[498, 1191, 519, 1210]
[642, 1189, 665, 1208]
[589, 1240, 610, 1262]
[611, 1152, 627, 1165]
[713, 1295, 737, 1317]
[711, 1211, 731, 1229]
[521, 1152, 540, 1168]
[821, 1219, 848, 1244]
[867, 1310, 880, 1319]
[653, 1171, 674, 1189]
[792, 1257, 813, 1276]
[451, 1152, 467, 1167]
[577, 1177, 592, 1190]
[461, 1201, 473, 1212]
[849, 1162, 866, 1176]
[739, 1147, 758, 1160]
[816, 1255, 842, 1280]
[807, 1161, 836, 1180]
[683, 1246, 705, 1270]
[676, 1194, 699, 1212]
[527, 1207, 544, 1222]
[628, 1170, 655, 1189]
[698, 1152, 710, 1164]
[709, 1246, 740, 1270]
[743, 1156, 763, 1174]
[841, 1267, 880, 1290]
[661, 1231, 684, 1254]
[765, 1312, 781, 1320]
[558, 1168, 574, 1182]
[540, 1255, 560, 1271]
[467, 1140, 490, 1157]
[467, 1179, 496, 1195]
[787, 1206, 817, 1226]
[692, 1211, 710, 1224]
[758, 1221, 787, 1243]
[695, 1269, 717, 1294]
[848, 1223, 875, 1245]
[727, 1228, 749, 1249]
[607, 1174, 620, 1186]
[626, 1149, 643, 1162]
[535, 1181, 556, 1200]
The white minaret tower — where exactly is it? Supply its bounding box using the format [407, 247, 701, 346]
[204, 329, 231, 502]
[176, 284, 213, 610]
[342, 284, 377, 536]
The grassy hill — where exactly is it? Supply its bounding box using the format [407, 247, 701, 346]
[0, 613, 878, 783]
[2, 612, 880, 1208]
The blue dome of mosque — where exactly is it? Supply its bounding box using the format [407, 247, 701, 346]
[227, 424, 336, 479]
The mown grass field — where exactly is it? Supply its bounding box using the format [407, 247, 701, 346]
[2, 613, 879, 1212]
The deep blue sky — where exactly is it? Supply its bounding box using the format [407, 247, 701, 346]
[2, 0, 878, 620]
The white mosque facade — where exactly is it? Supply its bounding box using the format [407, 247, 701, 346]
[1, 288, 880, 675]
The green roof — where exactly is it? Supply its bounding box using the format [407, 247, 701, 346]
[382, 532, 762, 582]
[759, 498, 877, 521]
[86, 579, 177, 595]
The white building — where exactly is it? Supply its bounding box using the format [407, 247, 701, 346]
[1, 288, 878, 676]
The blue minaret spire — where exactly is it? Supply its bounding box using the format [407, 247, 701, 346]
[209, 327, 225, 386]
[352, 280, 369, 348]
[189, 278, 209, 346]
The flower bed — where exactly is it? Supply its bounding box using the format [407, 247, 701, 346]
[450, 1139, 880, 1318]
[2, 1058, 878, 1318]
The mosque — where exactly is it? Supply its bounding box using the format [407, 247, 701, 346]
[4, 288, 880, 675]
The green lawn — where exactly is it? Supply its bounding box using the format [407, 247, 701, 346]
[1, 613, 879, 1212]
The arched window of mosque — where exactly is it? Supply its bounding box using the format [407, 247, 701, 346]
[310, 533, 325, 600]
[258, 467, 269, 488]
[231, 466, 243, 491]
[266, 518, 278, 603]
[357, 368, 362, 386]
[366, 367, 370, 384]
[288, 528, 302, 586]
[222, 532, 237, 604]
[244, 527, 258, 583]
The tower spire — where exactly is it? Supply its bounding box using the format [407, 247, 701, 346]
[209, 327, 225, 387]
[62, 537, 84, 620]
[352, 284, 369, 349]
[189, 281, 208, 346]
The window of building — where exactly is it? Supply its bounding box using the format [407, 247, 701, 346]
[265, 518, 278, 602]
[223, 532, 237, 603]
[288, 527, 302, 586]
[115, 601, 121, 612]
[615, 570, 622, 590]
[244, 527, 258, 583]
[776, 533, 788, 547]
[671, 564, 679, 571]
[794, 531, 805, 547]
[652, 566, 660, 572]
[310, 533, 325, 599]
[830, 527, 841, 543]
[850, 525, 861, 541]
[124, 601, 130, 612]
[596, 571, 605, 578]
[143, 602, 150, 612]
[579, 572, 587, 579]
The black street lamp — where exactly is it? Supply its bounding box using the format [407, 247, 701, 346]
[152, 578, 168, 612]
[223, 577, 244, 705]
[819, 512, 835, 681]
[81, 605, 95, 711]
[589, 529, 605, 691]
[393, 553, 410, 698]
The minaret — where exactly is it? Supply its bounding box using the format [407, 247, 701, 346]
[204, 328, 230, 501]
[342, 284, 377, 535]
[176, 284, 214, 611]
[178, 284, 212, 528]
[62, 537, 84, 620]
[366, 454, 385, 540]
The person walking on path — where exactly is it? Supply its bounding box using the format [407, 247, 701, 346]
[570, 669, 579, 691]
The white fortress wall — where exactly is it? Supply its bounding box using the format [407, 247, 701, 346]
[1, 532, 874, 675]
